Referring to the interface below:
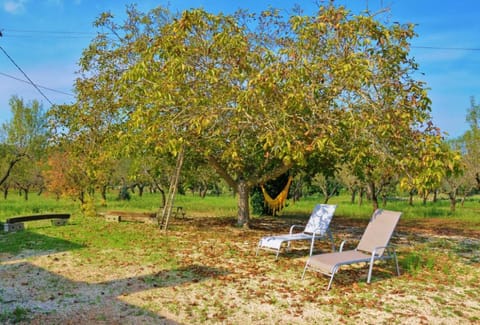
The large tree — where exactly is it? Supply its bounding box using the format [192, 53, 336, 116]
[56, 4, 444, 226]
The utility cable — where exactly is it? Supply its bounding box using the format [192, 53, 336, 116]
[412, 46, 480, 51]
[0, 71, 74, 96]
[0, 45, 54, 106]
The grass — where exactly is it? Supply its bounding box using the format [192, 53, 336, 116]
[1, 190, 479, 323]
[0, 306, 30, 323]
[1, 190, 479, 221]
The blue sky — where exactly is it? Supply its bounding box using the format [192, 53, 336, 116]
[1, 0, 479, 138]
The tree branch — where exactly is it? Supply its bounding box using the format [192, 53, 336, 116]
[0, 153, 25, 187]
[252, 162, 293, 187]
[207, 155, 238, 190]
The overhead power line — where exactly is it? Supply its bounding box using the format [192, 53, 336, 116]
[0, 45, 54, 106]
[412, 46, 480, 51]
[0, 71, 74, 97]
[5, 28, 95, 35]
[3, 28, 96, 39]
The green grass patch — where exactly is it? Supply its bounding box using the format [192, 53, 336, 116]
[0, 306, 30, 323]
[0, 229, 84, 255]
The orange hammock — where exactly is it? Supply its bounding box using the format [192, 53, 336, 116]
[260, 176, 293, 215]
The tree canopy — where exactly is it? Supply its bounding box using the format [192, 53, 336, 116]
[48, 3, 454, 226]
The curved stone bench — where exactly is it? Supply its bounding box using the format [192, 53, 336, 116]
[3, 213, 70, 232]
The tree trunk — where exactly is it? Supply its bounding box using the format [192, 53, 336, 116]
[138, 184, 145, 197]
[0, 155, 24, 188]
[101, 185, 107, 202]
[159, 188, 166, 207]
[422, 192, 428, 205]
[78, 191, 85, 204]
[367, 181, 379, 210]
[408, 190, 414, 206]
[290, 179, 300, 202]
[207, 155, 291, 229]
[448, 188, 457, 212]
[237, 179, 250, 228]
[449, 193, 456, 212]
[151, 181, 166, 207]
[350, 189, 356, 204]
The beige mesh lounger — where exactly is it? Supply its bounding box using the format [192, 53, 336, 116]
[256, 204, 337, 260]
[302, 209, 402, 290]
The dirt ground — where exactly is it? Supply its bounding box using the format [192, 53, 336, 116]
[1, 216, 479, 324]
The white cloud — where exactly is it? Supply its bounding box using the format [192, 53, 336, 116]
[3, 0, 28, 14]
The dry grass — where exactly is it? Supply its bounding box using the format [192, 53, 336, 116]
[1, 214, 480, 324]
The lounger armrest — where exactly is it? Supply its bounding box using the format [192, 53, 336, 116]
[307, 229, 335, 256]
[289, 224, 303, 235]
[371, 245, 394, 257]
[338, 239, 347, 252]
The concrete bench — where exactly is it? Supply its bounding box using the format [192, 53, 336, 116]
[101, 207, 186, 224]
[101, 211, 157, 224]
[3, 213, 71, 232]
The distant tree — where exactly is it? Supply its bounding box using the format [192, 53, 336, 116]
[0, 178, 12, 200]
[462, 96, 480, 190]
[48, 98, 119, 207]
[184, 163, 222, 198]
[43, 150, 90, 203]
[437, 139, 464, 212]
[0, 96, 47, 190]
[399, 127, 457, 206]
[11, 159, 44, 200]
[337, 164, 362, 204]
[311, 172, 341, 204]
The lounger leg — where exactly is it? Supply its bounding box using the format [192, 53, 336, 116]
[392, 249, 400, 276]
[301, 260, 309, 279]
[367, 255, 376, 284]
[327, 268, 338, 290]
[327, 275, 334, 290]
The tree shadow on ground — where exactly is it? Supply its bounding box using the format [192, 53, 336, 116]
[0, 232, 228, 324]
[0, 229, 84, 260]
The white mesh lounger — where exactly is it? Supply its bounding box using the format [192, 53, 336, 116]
[256, 204, 337, 259]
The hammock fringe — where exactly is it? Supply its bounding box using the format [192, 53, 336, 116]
[260, 176, 293, 215]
